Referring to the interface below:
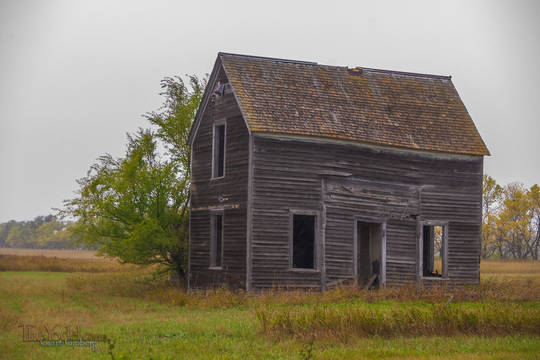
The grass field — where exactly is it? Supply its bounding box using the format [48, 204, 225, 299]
[0, 248, 100, 259]
[0, 250, 539, 359]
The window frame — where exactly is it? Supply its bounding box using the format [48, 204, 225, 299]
[211, 119, 227, 180]
[209, 210, 224, 269]
[417, 220, 449, 280]
[288, 210, 320, 272]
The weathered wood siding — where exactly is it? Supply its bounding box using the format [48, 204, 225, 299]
[189, 67, 249, 289]
[251, 135, 483, 289]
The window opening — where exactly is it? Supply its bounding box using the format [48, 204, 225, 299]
[292, 215, 316, 269]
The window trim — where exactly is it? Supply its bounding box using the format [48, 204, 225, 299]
[211, 119, 227, 180]
[417, 220, 449, 280]
[209, 210, 224, 269]
[288, 210, 320, 272]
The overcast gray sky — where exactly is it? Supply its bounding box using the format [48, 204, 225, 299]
[1, 0, 539, 222]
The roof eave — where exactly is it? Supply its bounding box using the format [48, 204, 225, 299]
[251, 131, 489, 157]
[187, 56, 222, 146]
[218, 54, 252, 137]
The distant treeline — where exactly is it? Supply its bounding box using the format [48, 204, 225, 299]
[483, 175, 539, 260]
[0, 215, 89, 249]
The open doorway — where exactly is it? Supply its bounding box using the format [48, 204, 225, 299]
[355, 220, 384, 288]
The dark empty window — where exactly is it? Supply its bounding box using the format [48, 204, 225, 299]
[422, 224, 444, 277]
[213, 124, 225, 178]
[210, 214, 223, 267]
[292, 214, 316, 269]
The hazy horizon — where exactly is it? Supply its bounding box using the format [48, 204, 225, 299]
[1, 0, 539, 222]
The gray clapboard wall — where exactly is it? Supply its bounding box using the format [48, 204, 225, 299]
[250, 134, 482, 289]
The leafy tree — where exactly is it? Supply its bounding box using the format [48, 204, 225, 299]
[526, 184, 539, 259]
[481, 176, 540, 260]
[482, 175, 503, 258]
[496, 183, 533, 259]
[145, 76, 204, 172]
[62, 76, 206, 282]
[0, 220, 16, 247]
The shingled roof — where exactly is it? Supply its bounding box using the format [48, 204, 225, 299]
[195, 53, 490, 156]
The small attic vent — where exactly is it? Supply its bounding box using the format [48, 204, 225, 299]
[329, 110, 338, 123]
[347, 67, 363, 76]
[213, 82, 231, 98]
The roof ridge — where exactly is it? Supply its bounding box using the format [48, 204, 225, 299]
[219, 52, 451, 79]
[356, 67, 451, 80]
[219, 52, 317, 65]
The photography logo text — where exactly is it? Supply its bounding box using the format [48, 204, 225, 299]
[19, 323, 106, 350]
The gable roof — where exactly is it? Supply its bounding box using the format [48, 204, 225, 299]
[190, 53, 490, 156]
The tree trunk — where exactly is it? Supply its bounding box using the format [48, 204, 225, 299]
[168, 245, 187, 288]
[532, 218, 540, 260]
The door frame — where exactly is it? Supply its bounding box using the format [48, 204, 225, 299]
[353, 216, 387, 287]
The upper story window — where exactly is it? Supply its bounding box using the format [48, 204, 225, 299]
[212, 121, 226, 179]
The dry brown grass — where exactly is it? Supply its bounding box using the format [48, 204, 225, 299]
[1, 271, 537, 359]
[60, 260, 540, 310]
[64, 269, 540, 310]
[2, 248, 539, 306]
[1, 254, 538, 352]
[481, 259, 540, 275]
[256, 302, 540, 341]
[0, 247, 99, 259]
[61, 269, 540, 343]
[251, 260, 540, 341]
[0, 254, 135, 272]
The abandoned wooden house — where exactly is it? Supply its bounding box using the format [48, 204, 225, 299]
[187, 52, 489, 291]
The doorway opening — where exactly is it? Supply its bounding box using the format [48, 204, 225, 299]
[355, 221, 384, 288]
